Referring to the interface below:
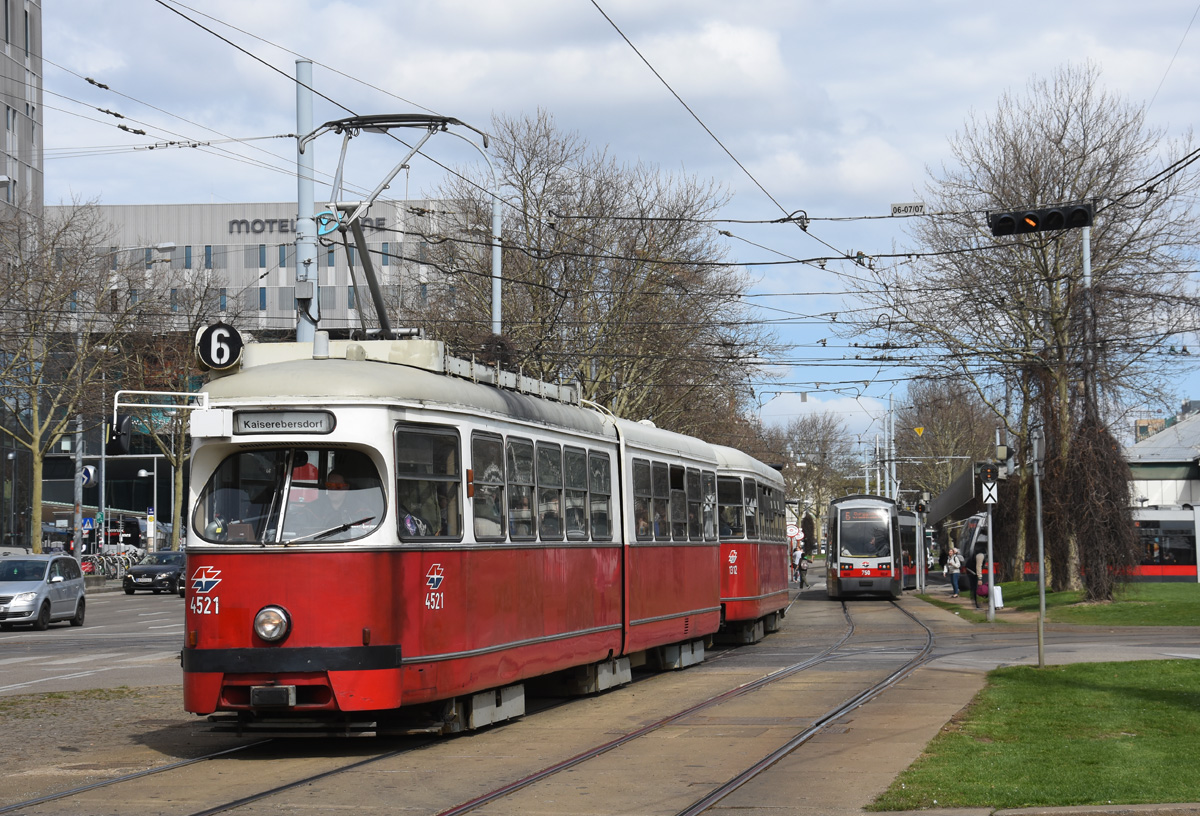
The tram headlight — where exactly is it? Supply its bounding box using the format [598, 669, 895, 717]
[254, 606, 291, 643]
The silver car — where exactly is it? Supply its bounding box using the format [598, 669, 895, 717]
[0, 555, 87, 630]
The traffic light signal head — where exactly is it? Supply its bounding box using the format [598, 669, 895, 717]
[979, 463, 999, 482]
[989, 203, 1093, 236]
[106, 415, 132, 456]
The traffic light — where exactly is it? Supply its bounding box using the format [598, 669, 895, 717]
[988, 203, 1093, 237]
[106, 415, 132, 455]
[979, 463, 1000, 483]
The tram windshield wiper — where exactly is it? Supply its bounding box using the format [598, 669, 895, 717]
[287, 516, 377, 544]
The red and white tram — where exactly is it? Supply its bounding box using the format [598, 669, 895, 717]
[181, 335, 782, 734]
[712, 445, 789, 642]
[825, 494, 903, 600]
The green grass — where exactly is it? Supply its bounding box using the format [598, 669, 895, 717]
[920, 581, 1200, 626]
[1001, 581, 1200, 626]
[870, 660, 1200, 810]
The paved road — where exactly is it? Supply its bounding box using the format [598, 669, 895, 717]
[0, 587, 185, 696]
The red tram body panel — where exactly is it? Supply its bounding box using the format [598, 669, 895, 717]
[180, 338, 783, 732]
[712, 446, 789, 641]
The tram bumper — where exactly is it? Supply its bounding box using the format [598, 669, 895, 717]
[182, 645, 403, 714]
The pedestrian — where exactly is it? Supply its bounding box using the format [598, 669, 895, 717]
[798, 551, 810, 587]
[946, 547, 963, 597]
[792, 546, 803, 582]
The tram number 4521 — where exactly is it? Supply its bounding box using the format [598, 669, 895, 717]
[190, 595, 219, 615]
[425, 592, 444, 610]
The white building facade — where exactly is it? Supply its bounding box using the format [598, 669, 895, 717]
[48, 200, 448, 335]
[2, 0, 42, 212]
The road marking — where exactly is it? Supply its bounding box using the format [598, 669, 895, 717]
[149, 623, 184, 630]
[42, 652, 124, 666]
[0, 656, 39, 666]
[0, 668, 110, 692]
[115, 651, 178, 664]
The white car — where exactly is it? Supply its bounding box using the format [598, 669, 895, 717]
[0, 555, 87, 630]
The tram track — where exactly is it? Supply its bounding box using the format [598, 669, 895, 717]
[0, 597, 935, 816]
[676, 598, 935, 816]
[0, 742, 271, 816]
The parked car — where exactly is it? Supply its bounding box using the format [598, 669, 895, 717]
[123, 551, 186, 595]
[0, 555, 87, 630]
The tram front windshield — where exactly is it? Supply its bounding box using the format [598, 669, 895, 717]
[839, 507, 891, 557]
[193, 448, 385, 544]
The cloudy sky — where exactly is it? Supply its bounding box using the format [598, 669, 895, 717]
[41, 1, 1200, 445]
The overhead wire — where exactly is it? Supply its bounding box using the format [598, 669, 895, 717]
[41, 4, 1200, 406]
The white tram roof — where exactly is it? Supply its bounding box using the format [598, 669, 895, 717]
[831, 494, 897, 508]
[199, 337, 716, 463]
[203, 339, 608, 437]
[712, 444, 784, 488]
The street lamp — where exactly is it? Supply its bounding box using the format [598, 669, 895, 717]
[6, 450, 16, 549]
[137, 462, 158, 551]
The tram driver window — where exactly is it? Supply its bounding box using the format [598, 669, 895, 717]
[396, 427, 461, 541]
[193, 448, 385, 544]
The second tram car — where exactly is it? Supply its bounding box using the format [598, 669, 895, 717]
[180, 335, 787, 735]
[712, 445, 789, 643]
[897, 509, 920, 591]
[826, 495, 902, 600]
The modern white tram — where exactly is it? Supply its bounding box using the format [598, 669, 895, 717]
[825, 494, 903, 600]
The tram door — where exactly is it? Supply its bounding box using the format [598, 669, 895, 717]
[898, 510, 918, 590]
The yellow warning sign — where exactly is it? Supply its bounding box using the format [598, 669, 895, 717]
[914, 427, 925, 436]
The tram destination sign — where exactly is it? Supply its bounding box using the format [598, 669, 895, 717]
[234, 411, 336, 435]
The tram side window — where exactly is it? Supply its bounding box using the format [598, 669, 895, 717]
[395, 427, 461, 540]
[652, 462, 670, 541]
[472, 434, 506, 540]
[717, 476, 744, 538]
[537, 442, 564, 541]
[686, 468, 702, 541]
[744, 478, 759, 539]
[758, 484, 776, 541]
[668, 464, 687, 540]
[1162, 523, 1196, 565]
[590, 451, 613, 540]
[1137, 521, 1197, 565]
[701, 471, 717, 541]
[564, 447, 589, 541]
[507, 439, 536, 540]
[633, 459, 653, 540]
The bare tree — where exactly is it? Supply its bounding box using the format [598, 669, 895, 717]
[894, 377, 995, 499]
[118, 265, 245, 550]
[775, 411, 859, 551]
[400, 110, 779, 438]
[842, 63, 1200, 595]
[0, 202, 147, 552]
